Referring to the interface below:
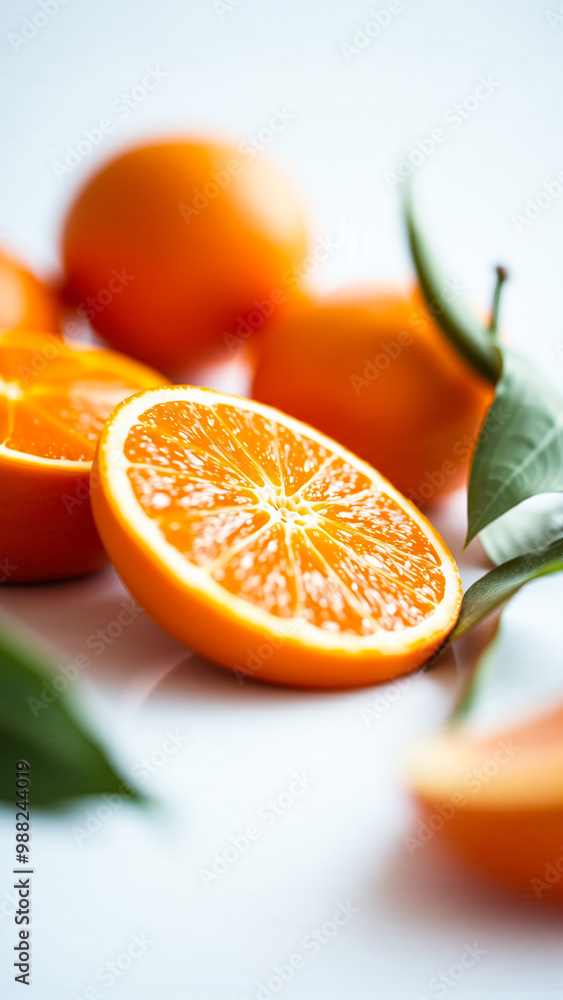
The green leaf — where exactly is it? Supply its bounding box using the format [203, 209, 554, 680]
[467, 351, 563, 543]
[479, 494, 563, 565]
[450, 536, 563, 642]
[0, 615, 138, 807]
[403, 183, 501, 385]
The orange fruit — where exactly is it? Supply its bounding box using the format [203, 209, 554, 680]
[405, 707, 563, 901]
[92, 385, 462, 688]
[252, 289, 494, 506]
[0, 249, 60, 334]
[0, 331, 164, 582]
[61, 141, 308, 374]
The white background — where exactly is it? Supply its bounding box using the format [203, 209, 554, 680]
[1, 0, 563, 997]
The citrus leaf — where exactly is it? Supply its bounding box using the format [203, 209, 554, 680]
[479, 494, 563, 565]
[467, 351, 563, 543]
[403, 184, 501, 384]
[450, 536, 563, 642]
[0, 615, 138, 806]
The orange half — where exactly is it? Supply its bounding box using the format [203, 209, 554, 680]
[0, 330, 164, 581]
[405, 707, 563, 900]
[92, 386, 462, 688]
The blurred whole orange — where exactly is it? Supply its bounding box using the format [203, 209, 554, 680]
[61, 141, 308, 374]
[252, 289, 493, 505]
[0, 249, 60, 334]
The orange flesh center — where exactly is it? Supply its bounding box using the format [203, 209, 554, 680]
[125, 399, 446, 635]
[0, 340, 151, 462]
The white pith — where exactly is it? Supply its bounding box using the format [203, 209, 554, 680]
[99, 385, 462, 653]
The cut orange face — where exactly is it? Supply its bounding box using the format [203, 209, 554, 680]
[93, 387, 461, 688]
[0, 331, 164, 582]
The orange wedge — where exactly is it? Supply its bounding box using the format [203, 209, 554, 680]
[92, 386, 462, 688]
[0, 330, 164, 582]
[405, 707, 563, 901]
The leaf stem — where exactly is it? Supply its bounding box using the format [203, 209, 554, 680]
[403, 183, 502, 385]
[489, 265, 508, 335]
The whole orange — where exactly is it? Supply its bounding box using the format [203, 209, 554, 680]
[252, 289, 493, 505]
[61, 141, 308, 374]
[0, 249, 60, 333]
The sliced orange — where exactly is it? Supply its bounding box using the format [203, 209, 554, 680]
[92, 386, 461, 688]
[405, 707, 563, 901]
[0, 330, 164, 582]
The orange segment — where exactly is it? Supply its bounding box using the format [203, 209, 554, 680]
[6, 397, 91, 462]
[300, 456, 372, 503]
[92, 386, 462, 688]
[275, 422, 331, 495]
[140, 399, 267, 485]
[290, 529, 375, 635]
[0, 330, 164, 582]
[212, 521, 299, 618]
[162, 507, 269, 568]
[312, 492, 441, 563]
[215, 403, 283, 487]
[127, 466, 258, 515]
[305, 523, 439, 630]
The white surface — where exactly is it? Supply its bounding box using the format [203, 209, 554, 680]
[2, 1, 563, 997]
